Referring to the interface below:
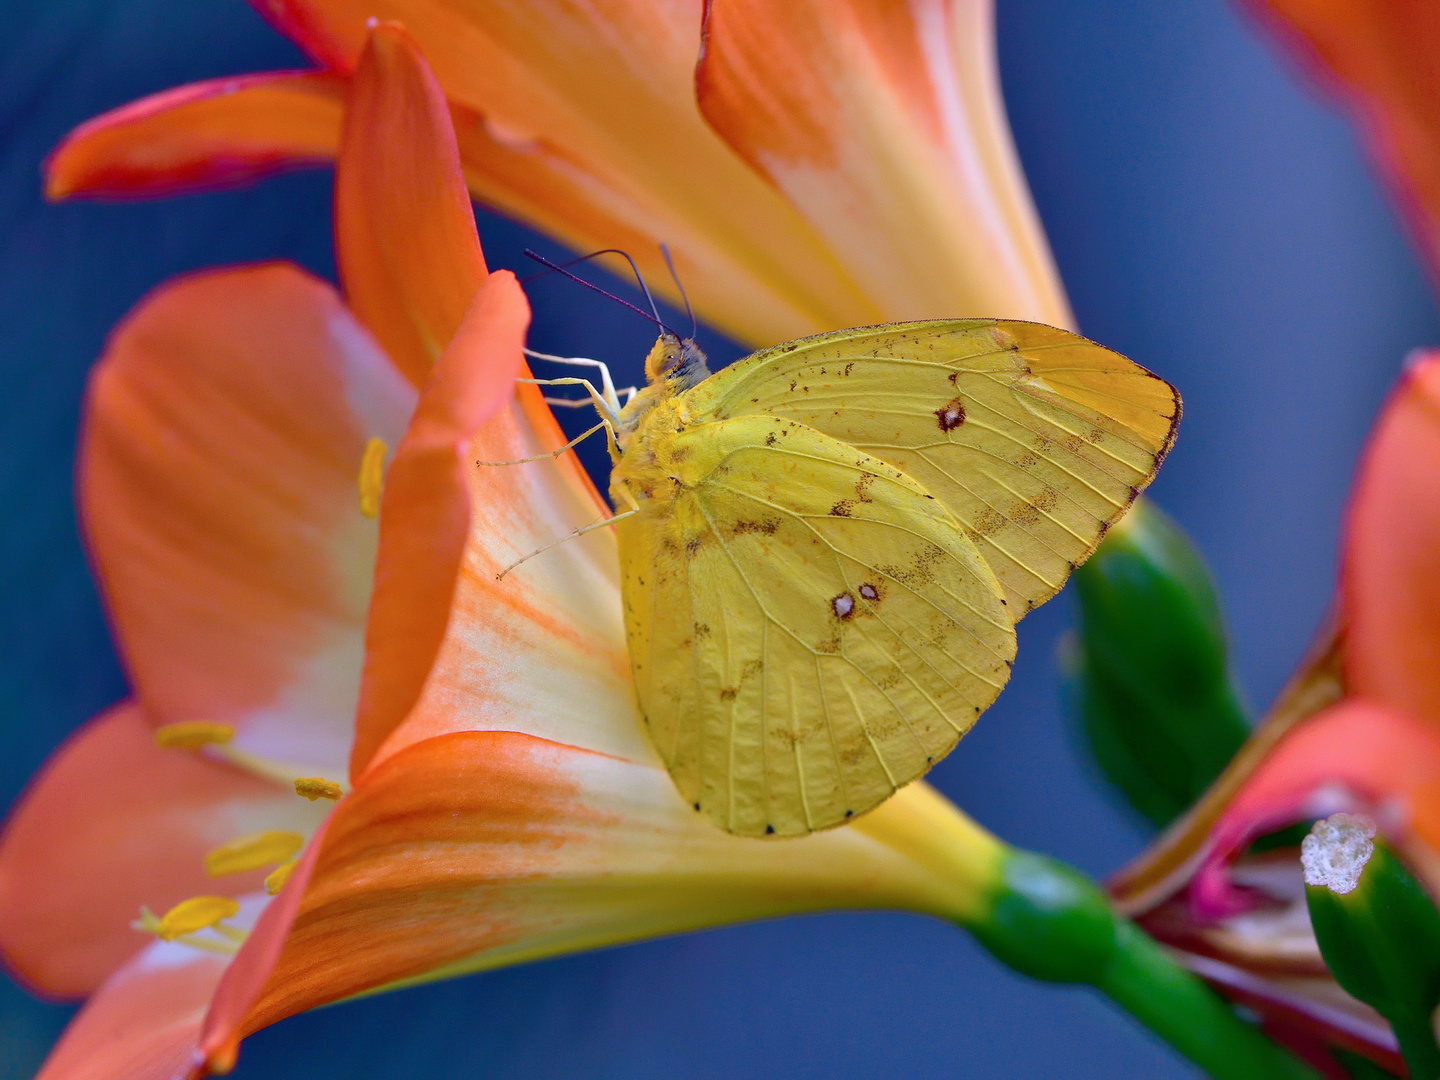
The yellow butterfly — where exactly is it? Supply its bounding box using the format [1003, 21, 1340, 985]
[508, 317, 1178, 838]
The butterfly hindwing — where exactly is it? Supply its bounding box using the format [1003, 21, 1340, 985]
[614, 414, 1014, 836]
[683, 319, 1180, 613]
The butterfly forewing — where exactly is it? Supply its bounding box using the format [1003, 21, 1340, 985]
[683, 320, 1179, 613]
[613, 415, 1014, 836]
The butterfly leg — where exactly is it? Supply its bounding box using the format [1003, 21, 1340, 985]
[475, 420, 613, 466]
[496, 508, 640, 580]
[524, 349, 625, 418]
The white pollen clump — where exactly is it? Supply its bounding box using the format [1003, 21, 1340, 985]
[1301, 813, 1377, 895]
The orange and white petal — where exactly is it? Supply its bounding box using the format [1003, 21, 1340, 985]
[335, 24, 487, 387]
[696, 0, 1072, 327]
[198, 731, 997, 1065]
[1341, 352, 1440, 724]
[0, 705, 322, 999]
[1245, 0, 1440, 283]
[45, 72, 346, 200]
[81, 263, 416, 782]
[252, 0, 878, 344]
[34, 893, 274, 1080]
[348, 269, 638, 776]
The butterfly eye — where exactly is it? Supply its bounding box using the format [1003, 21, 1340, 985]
[858, 583, 880, 602]
[832, 592, 856, 619]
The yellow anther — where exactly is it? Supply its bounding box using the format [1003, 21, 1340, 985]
[265, 859, 299, 895]
[153, 895, 240, 941]
[204, 830, 305, 877]
[293, 776, 342, 801]
[154, 721, 234, 750]
[358, 436, 388, 518]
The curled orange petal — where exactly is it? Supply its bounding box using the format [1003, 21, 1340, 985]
[45, 71, 344, 201]
[350, 269, 532, 776]
[336, 22, 487, 387]
[1342, 351, 1440, 725]
[697, 0, 1072, 327]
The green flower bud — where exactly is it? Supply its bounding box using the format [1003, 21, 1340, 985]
[1304, 814, 1440, 1079]
[1068, 497, 1251, 827]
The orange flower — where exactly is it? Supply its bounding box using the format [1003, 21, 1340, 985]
[1108, 353, 1440, 1074]
[1, 25, 1015, 1080]
[1243, 1, 1440, 287]
[43, 0, 1072, 345]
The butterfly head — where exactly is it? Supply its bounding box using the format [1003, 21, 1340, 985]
[644, 331, 711, 390]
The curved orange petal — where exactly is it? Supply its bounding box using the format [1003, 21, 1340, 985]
[0, 705, 322, 998]
[253, 0, 878, 343]
[82, 263, 415, 780]
[1246, 0, 1440, 284]
[1341, 352, 1440, 723]
[336, 23, 486, 387]
[696, 0, 1071, 327]
[45, 72, 345, 201]
[350, 248, 636, 773]
[350, 269, 533, 776]
[203, 732, 995, 1064]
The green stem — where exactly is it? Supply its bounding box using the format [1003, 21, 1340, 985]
[1095, 920, 1316, 1080]
[966, 849, 1319, 1080]
[1389, 1015, 1440, 1080]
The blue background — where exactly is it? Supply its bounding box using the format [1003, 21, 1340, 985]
[3, 1, 1436, 1077]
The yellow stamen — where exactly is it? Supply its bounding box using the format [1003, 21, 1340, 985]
[154, 720, 234, 750]
[151, 895, 240, 941]
[265, 859, 299, 895]
[358, 436, 388, 518]
[204, 830, 305, 877]
[293, 776, 342, 801]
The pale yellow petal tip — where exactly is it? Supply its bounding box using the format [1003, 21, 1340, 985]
[149, 895, 241, 941]
[204, 830, 305, 877]
[293, 776, 343, 801]
[358, 436, 388, 518]
[265, 859, 300, 895]
[154, 720, 235, 750]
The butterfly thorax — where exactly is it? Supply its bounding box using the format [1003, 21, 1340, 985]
[613, 332, 710, 449]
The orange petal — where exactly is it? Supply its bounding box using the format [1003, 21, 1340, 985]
[1189, 699, 1440, 915]
[31, 938, 227, 1080]
[1342, 352, 1440, 723]
[206, 732, 997, 1057]
[0, 704, 321, 998]
[81, 263, 415, 779]
[348, 269, 558, 775]
[697, 0, 1072, 327]
[1246, 0, 1440, 283]
[336, 22, 486, 387]
[250, 0, 882, 343]
[45, 71, 345, 200]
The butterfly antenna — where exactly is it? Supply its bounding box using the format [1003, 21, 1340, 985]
[521, 249, 677, 337]
[659, 243, 696, 341]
